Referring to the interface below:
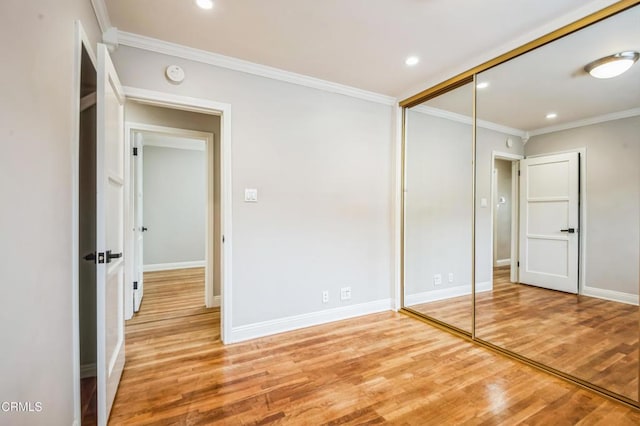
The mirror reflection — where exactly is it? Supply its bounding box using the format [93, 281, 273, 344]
[404, 83, 473, 333]
[475, 5, 639, 401]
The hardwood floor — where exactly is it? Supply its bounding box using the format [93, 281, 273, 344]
[408, 266, 639, 400]
[109, 268, 640, 424]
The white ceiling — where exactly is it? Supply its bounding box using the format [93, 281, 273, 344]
[103, 0, 621, 98]
[423, 4, 640, 132]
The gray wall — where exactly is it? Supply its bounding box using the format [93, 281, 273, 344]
[494, 159, 512, 262]
[404, 110, 525, 298]
[405, 111, 472, 298]
[113, 46, 395, 327]
[0, 0, 101, 423]
[143, 145, 206, 265]
[127, 102, 222, 295]
[525, 116, 640, 295]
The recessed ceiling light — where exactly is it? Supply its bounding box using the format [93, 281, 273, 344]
[196, 0, 214, 10]
[476, 82, 489, 89]
[546, 113, 558, 119]
[405, 56, 419, 66]
[584, 51, 639, 79]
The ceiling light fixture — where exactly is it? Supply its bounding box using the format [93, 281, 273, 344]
[584, 51, 639, 79]
[196, 0, 214, 10]
[546, 112, 558, 119]
[476, 82, 489, 89]
[405, 56, 419, 66]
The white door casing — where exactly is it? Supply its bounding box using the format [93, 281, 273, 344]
[96, 43, 126, 425]
[133, 132, 144, 312]
[519, 152, 579, 294]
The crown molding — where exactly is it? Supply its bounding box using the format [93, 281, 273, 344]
[117, 31, 397, 106]
[90, 0, 111, 33]
[529, 107, 640, 137]
[411, 105, 528, 139]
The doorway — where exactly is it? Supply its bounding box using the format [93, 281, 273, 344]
[124, 103, 220, 322]
[490, 152, 522, 285]
[78, 41, 98, 426]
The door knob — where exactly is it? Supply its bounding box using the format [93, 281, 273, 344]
[560, 228, 576, 233]
[106, 250, 123, 263]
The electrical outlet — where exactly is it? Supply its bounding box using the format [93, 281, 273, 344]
[322, 291, 329, 303]
[433, 274, 442, 286]
[340, 287, 351, 300]
[448, 273, 454, 283]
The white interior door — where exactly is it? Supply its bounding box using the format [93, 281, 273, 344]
[133, 132, 144, 312]
[96, 43, 126, 425]
[519, 152, 579, 293]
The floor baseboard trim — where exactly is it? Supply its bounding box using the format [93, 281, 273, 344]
[228, 299, 393, 343]
[405, 282, 492, 306]
[211, 295, 221, 308]
[144, 261, 206, 272]
[495, 259, 511, 267]
[582, 285, 639, 306]
[80, 363, 96, 379]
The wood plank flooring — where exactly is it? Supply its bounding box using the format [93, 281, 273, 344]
[109, 268, 640, 424]
[408, 266, 639, 400]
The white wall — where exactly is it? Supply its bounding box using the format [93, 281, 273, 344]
[143, 144, 206, 265]
[112, 46, 395, 327]
[494, 159, 512, 262]
[525, 116, 640, 296]
[0, 0, 101, 424]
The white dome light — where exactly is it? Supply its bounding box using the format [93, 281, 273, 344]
[585, 51, 639, 79]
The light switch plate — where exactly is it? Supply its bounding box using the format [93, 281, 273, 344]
[244, 188, 258, 202]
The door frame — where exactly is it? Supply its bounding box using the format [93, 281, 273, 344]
[124, 122, 216, 320]
[122, 86, 233, 344]
[72, 21, 98, 425]
[490, 151, 523, 285]
[525, 147, 587, 295]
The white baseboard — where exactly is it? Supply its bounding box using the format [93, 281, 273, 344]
[228, 299, 393, 343]
[582, 285, 639, 306]
[144, 260, 206, 272]
[405, 282, 492, 306]
[80, 363, 96, 379]
[211, 295, 221, 308]
[495, 259, 511, 267]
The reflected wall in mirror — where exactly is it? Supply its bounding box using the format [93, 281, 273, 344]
[475, 4, 639, 401]
[404, 82, 473, 333]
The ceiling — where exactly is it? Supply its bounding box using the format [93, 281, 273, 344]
[103, 0, 620, 98]
[423, 4, 640, 132]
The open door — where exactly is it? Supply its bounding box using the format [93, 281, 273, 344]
[519, 152, 579, 293]
[133, 132, 144, 312]
[96, 43, 126, 425]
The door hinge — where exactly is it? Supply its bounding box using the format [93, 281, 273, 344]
[133, 147, 138, 156]
[517, 261, 520, 267]
[222, 235, 225, 243]
[518, 170, 521, 176]
[133, 281, 138, 290]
